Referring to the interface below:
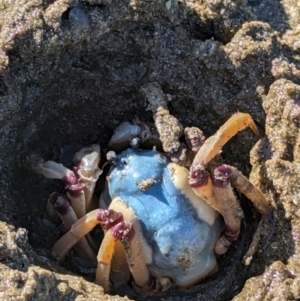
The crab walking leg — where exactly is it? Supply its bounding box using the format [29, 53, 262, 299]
[96, 221, 135, 293]
[96, 222, 171, 293]
[73, 145, 102, 212]
[67, 183, 86, 219]
[184, 127, 206, 154]
[192, 113, 260, 166]
[105, 198, 171, 292]
[141, 82, 198, 167]
[49, 194, 96, 262]
[188, 167, 221, 212]
[242, 216, 266, 265]
[152, 107, 183, 153]
[46, 193, 61, 223]
[141, 82, 191, 166]
[67, 184, 98, 251]
[52, 208, 123, 262]
[212, 165, 271, 255]
[78, 174, 102, 212]
[109, 240, 131, 286]
[152, 108, 192, 166]
[211, 169, 244, 254]
[225, 165, 271, 214]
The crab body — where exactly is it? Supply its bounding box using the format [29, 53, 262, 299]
[32, 82, 272, 295]
[101, 148, 223, 286]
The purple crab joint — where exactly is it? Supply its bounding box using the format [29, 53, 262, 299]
[67, 183, 86, 219]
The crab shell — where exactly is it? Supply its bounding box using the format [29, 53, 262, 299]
[100, 147, 224, 287]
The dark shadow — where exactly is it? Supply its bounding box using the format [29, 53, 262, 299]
[0, 0, 294, 300]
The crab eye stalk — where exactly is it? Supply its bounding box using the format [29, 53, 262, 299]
[130, 137, 140, 149]
[106, 151, 117, 164]
[102, 151, 118, 170]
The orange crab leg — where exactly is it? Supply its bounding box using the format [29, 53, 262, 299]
[191, 176, 220, 212]
[52, 208, 122, 262]
[96, 229, 119, 292]
[193, 113, 260, 166]
[106, 198, 171, 293]
[49, 194, 96, 262]
[189, 113, 263, 217]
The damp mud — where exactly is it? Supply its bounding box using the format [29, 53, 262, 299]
[0, 0, 300, 300]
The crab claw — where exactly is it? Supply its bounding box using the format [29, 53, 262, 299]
[109, 122, 142, 151]
[109, 121, 160, 152]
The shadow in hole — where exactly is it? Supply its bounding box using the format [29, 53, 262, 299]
[0, 0, 293, 300]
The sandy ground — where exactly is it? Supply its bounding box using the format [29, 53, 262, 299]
[0, 0, 300, 300]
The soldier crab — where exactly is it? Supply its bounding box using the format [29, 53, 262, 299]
[31, 83, 271, 295]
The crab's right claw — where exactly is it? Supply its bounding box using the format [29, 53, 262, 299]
[108, 121, 160, 152]
[109, 122, 144, 151]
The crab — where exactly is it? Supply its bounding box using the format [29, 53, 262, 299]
[31, 82, 271, 295]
